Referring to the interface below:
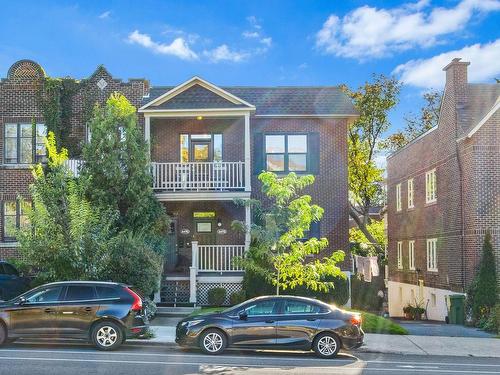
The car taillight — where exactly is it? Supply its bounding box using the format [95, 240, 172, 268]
[350, 315, 362, 326]
[125, 287, 143, 312]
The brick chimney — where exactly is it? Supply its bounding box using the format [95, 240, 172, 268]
[443, 58, 470, 104]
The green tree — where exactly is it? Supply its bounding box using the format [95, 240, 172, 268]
[342, 74, 401, 254]
[349, 219, 386, 256]
[81, 93, 166, 235]
[234, 172, 346, 294]
[383, 90, 442, 152]
[468, 232, 498, 322]
[17, 132, 114, 281]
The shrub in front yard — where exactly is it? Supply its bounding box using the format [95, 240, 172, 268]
[358, 311, 408, 335]
[207, 287, 227, 306]
[230, 290, 246, 305]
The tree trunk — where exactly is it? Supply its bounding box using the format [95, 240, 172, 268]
[349, 204, 384, 254]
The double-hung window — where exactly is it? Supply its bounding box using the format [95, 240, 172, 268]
[426, 238, 438, 271]
[2, 200, 30, 241]
[407, 179, 414, 208]
[396, 183, 402, 212]
[425, 169, 437, 203]
[408, 240, 415, 270]
[4, 123, 47, 164]
[265, 134, 307, 172]
[397, 241, 403, 269]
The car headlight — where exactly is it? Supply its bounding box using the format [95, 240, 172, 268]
[181, 319, 204, 328]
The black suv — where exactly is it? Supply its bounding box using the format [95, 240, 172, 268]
[0, 261, 30, 301]
[0, 281, 148, 350]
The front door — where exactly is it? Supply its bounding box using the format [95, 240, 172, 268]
[165, 219, 178, 272]
[231, 299, 280, 347]
[9, 285, 65, 336]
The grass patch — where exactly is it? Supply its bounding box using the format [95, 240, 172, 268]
[357, 311, 408, 335]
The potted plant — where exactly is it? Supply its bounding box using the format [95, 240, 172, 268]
[403, 304, 413, 320]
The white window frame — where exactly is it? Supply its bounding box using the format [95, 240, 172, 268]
[407, 178, 414, 208]
[408, 240, 415, 270]
[396, 183, 402, 212]
[427, 238, 438, 271]
[425, 169, 437, 204]
[397, 241, 403, 269]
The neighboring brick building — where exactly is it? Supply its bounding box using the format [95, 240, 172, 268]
[1, 60, 357, 305]
[386, 58, 500, 321]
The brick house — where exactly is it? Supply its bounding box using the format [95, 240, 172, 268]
[386, 58, 500, 321]
[0, 59, 357, 305]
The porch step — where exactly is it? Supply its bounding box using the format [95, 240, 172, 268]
[156, 306, 197, 317]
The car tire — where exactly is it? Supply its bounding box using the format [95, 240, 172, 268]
[91, 321, 123, 351]
[0, 323, 6, 346]
[313, 332, 341, 358]
[199, 328, 227, 355]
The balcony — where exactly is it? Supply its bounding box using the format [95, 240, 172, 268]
[152, 161, 247, 192]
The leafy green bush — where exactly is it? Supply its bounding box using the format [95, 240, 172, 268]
[207, 287, 227, 306]
[358, 311, 408, 335]
[351, 275, 385, 312]
[230, 290, 246, 305]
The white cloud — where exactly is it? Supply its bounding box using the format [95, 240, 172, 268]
[316, 0, 500, 60]
[203, 45, 248, 63]
[98, 10, 111, 19]
[246, 16, 262, 29]
[393, 39, 500, 88]
[243, 31, 260, 38]
[260, 37, 272, 47]
[127, 30, 198, 61]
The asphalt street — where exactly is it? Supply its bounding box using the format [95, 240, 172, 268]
[0, 341, 499, 375]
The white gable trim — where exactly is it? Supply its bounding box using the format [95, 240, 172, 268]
[139, 76, 255, 110]
[467, 96, 500, 138]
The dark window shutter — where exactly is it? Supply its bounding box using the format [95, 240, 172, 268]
[310, 220, 321, 239]
[308, 132, 320, 174]
[253, 133, 264, 174]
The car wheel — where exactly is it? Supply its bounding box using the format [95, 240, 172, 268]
[199, 329, 227, 355]
[91, 321, 123, 351]
[0, 324, 7, 346]
[313, 332, 341, 358]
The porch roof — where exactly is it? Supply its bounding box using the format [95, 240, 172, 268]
[142, 81, 357, 116]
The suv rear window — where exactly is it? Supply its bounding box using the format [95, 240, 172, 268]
[64, 286, 96, 301]
[96, 286, 120, 299]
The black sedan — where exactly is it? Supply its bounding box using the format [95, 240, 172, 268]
[0, 281, 148, 350]
[176, 295, 363, 358]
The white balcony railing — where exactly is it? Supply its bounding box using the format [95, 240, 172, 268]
[195, 244, 245, 272]
[152, 161, 246, 191]
[64, 159, 83, 177]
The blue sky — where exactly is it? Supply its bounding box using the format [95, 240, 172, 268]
[0, 0, 499, 134]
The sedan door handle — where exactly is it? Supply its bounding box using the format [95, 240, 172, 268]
[307, 318, 317, 321]
[84, 307, 93, 312]
[265, 320, 275, 323]
[44, 308, 55, 314]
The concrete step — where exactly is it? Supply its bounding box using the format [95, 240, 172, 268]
[156, 306, 197, 317]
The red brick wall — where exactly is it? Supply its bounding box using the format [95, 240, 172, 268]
[150, 117, 244, 163]
[387, 60, 499, 292]
[251, 117, 350, 268]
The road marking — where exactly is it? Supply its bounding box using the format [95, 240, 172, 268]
[1, 347, 500, 369]
[0, 356, 498, 373]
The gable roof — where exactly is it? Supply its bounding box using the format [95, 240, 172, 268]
[142, 81, 357, 116]
[139, 76, 255, 111]
[464, 84, 500, 138]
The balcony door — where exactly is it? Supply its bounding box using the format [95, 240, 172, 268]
[191, 140, 212, 162]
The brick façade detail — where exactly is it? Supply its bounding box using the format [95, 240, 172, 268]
[387, 59, 500, 293]
[1, 60, 352, 271]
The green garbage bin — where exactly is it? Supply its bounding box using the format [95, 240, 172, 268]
[449, 294, 465, 325]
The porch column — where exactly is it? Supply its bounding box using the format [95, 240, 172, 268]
[245, 204, 251, 249]
[144, 115, 151, 158]
[244, 113, 251, 192]
[189, 241, 198, 304]
[344, 271, 352, 308]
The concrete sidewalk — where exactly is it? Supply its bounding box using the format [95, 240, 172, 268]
[129, 326, 500, 358]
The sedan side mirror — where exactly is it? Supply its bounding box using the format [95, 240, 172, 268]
[238, 310, 248, 320]
[18, 297, 27, 306]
